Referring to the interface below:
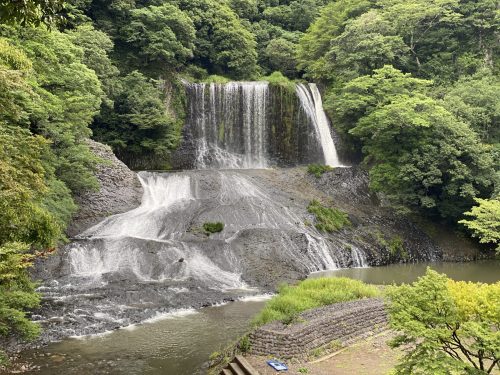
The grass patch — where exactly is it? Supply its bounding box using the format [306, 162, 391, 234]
[307, 164, 333, 178]
[252, 277, 379, 326]
[261, 71, 296, 91]
[308, 200, 351, 232]
[203, 222, 224, 235]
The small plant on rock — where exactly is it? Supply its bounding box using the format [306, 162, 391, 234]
[307, 200, 351, 232]
[238, 335, 251, 353]
[307, 164, 333, 178]
[203, 222, 224, 235]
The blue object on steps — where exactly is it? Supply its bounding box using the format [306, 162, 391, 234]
[267, 359, 288, 371]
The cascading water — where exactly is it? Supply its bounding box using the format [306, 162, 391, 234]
[182, 80, 343, 169]
[35, 81, 367, 343]
[184, 81, 269, 169]
[296, 83, 341, 167]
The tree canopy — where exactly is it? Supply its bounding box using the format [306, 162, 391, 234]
[387, 269, 500, 374]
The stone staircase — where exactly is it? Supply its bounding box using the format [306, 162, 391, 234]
[220, 355, 260, 375]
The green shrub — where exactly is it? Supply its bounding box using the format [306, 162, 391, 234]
[253, 277, 379, 326]
[261, 71, 296, 91]
[238, 335, 251, 353]
[307, 200, 351, 232]
[307, 164, 333, 178]
[373, 231, 408, 260]
[203, 222, 224, 235]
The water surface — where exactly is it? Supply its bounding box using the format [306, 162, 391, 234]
[14, 261, 499, 375]
[310, 260, 500, 284]
[18, 298, 267, 375]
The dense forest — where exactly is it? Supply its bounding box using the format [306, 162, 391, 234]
[0, 0, 499, 364]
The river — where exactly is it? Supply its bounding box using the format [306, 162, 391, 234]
[9, 261, 498, 375]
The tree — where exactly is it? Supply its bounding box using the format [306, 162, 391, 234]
[297, 0, 373, 81]
[324, 10, 408, 83]
[92, 71, 178, 168]
[0, 125, 61, 248]
[0, 0, 64, 26]
[229, 0, 258, 20]
[66, 24, 120, 107]
[0, 242, 41, 364]
[123, 4, 196, 72]
[460, 198, 500, 253]
[387, 269, 500, 374]
[2, 26, 102, 193]
[330, 66, 495, 219]
[178, 0, 259, 79]
[378, 0, 461, 72]
[442, 71, 500, 144]
[263, 37, 298, 77]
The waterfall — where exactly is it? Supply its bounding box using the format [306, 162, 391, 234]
[350, 245, 368, 268]
[185, 81, 269, 169]
[296, 83, 341, 167]
[183, 80, 342, 169]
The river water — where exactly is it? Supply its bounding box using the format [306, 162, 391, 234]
[10, 261, 498, 375]
[310, 260, 500, 284]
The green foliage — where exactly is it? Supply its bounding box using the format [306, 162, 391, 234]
[203, 75, 231, 84]
[307, 200, 351, 232]
[297, 0, 373, 81]
[330, 66, 496, 220]
[323, 10, 407, 83]
[92, 71, 179, 168]
[1, 26, 102, 193]
[442, 71, 500, 144]
[263, 37, 298, 78]
[238, 335, 251, 353]
[123, 4, 195, 73]
[0, 242, 41, 341]
[0, 125, 62, 248]
[253, 277, 379, 326]
[307, 164, 333, 178]
[387, 268, 500, 374]
[261, 71, 296, 92]
[0, 0, 64, 27]
[203, 222, 224, 235]
[460, 198, 500, 253]
[177, 0, 259, 79]
[66, 24, 119, 107]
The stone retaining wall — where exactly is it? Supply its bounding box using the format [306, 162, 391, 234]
[249, 298, 387, 359]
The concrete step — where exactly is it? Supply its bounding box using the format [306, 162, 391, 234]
[229, 362, 246, 375]
[221, 369, 233, 375]
[234, 355, 259, 375]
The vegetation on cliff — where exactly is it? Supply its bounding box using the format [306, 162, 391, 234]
[307, 200, 351, 232]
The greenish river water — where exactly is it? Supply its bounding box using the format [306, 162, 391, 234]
[11, 261, 499, 375]
[310, 260, 500, 284]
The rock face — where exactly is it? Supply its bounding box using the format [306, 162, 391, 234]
[66, 140, 143, 237]
[28, 166, 481, 347]
[249, 298, 388, 359]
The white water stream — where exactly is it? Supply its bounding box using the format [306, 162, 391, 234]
[296, 83, 342, 167]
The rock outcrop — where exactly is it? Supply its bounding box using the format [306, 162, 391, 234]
[66, 140, 143, 237]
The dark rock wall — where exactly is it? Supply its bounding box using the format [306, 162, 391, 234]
[66, 140, 143, 237]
